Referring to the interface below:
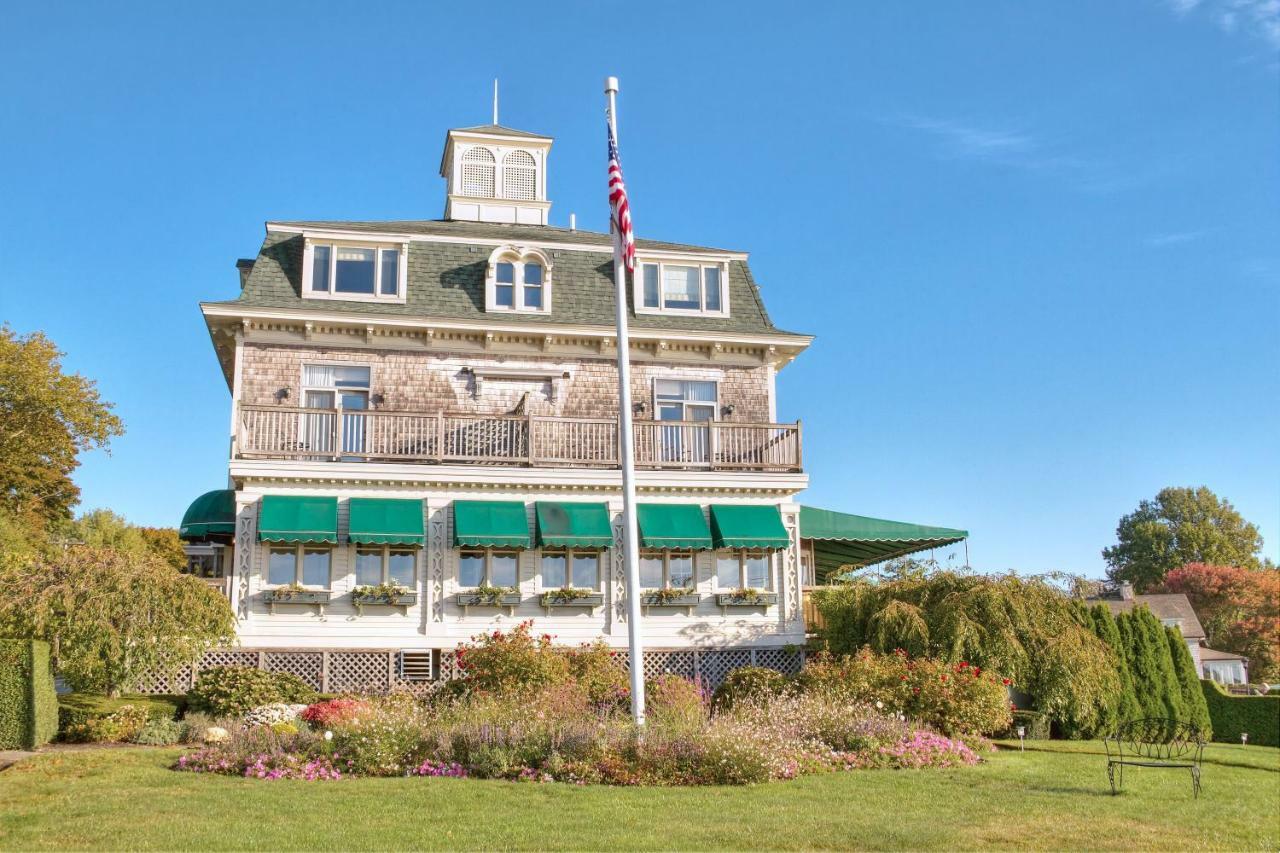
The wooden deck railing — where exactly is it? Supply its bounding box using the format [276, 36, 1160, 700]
[236, 405, 802, 472]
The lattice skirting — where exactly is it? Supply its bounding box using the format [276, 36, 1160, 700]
[132, 647, 804, 695]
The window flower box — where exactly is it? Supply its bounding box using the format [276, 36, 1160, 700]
[351, 585, 417, 614]
[640, 591, 700, 614]
[539, 589, 604, 610]
[715, 590, 777, 608]
[456, 588, 521, 614]
[263, 587, 331, 614]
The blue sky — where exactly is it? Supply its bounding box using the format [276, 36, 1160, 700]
[2, 1, 1276, 576]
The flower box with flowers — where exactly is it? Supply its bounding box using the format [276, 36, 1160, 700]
[351, 584, 417, 613]
[716, 590, 777, 608]
[456, 586, 521, 612]
[263, 585, 331, 613]
[539, 589, 604, 609]
[640, 589, 700, 612]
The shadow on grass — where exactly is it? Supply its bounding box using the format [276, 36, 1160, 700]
[992, 741, 1279, 773]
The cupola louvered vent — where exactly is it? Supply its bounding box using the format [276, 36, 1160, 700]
[398, 650, 434, 682]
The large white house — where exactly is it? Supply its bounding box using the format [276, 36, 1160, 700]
[171, 116, 967, 694]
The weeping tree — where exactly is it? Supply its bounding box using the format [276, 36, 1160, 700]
[812, 570, 1120, 737]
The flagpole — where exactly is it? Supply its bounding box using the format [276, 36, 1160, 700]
[605, 75, 646, 727]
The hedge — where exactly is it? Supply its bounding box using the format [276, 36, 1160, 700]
[56, 693, 184, 737]
[1200, 679, 1280, 748]
[0, 639, 58, 749]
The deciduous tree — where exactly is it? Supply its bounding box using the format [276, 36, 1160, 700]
[1103, 487, 1264, 591]
[1159, 563, 1280, 682]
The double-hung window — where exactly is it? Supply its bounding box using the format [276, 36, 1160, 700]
[458, 548, 519, 589]
[489, 255, 548, 312]
[637, 261, 727, 315]
[639, 550, 695, 590]
[355, 547, 416, 588]
[715, 550, 771, 591]
[267, 545, 331, 588]
[306, 240, 406, 302]
[540, 549, 601, 590]
[655, 379, 717, 463]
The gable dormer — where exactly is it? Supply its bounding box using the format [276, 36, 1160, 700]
[440, 124, 553, 225]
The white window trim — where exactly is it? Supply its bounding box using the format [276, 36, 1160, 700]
[485, 245, 553, 314]
[652, 377, 720, 422]
[266, 543, 332, 589]
[353, 545, 418, 587]
[714, 549, 774, 592]
[634, 259, 730, 318]
[302, 238, 408, 304]
[639, 549, 697, 591]
[537, 548, 604, 591]
[455, 144, 546, 202]
[299, 361, 373, 403]
[457, 547, 521, 589]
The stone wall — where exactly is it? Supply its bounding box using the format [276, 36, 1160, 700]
[239, 343, 774, 422]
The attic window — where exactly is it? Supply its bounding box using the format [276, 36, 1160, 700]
[486, 246, 551, 314]
[304, 239, 407, 304]
[635, 260, 729, 317]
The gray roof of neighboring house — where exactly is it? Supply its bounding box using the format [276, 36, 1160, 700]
[212, 221, 802, 337]
[1088, 593, 1207, 640]
[1199, 647, 1248, 662]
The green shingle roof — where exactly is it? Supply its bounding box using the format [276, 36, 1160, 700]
[216, 221, 795, 336]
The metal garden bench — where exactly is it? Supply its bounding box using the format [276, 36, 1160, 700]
[1104, 718, 1205, 798]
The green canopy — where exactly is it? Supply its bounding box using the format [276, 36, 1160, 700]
[258, 496, 339, 544]
[535, 502, 613, 549]
[179, 489, 236, 542]
[636, 503, 713, 550]
[800, 505, 967, 581]
[348, 498, 425, 546]
[453, 500, 530, 548]
[709, 504, 790, 550]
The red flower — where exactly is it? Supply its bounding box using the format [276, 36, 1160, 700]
[940, 675, 948, 682]
[912, 687, 920, 694]
[1001, 678, 1010, 686]
[959, 661, 969, 668]
[900, 675, 908, 681]
[972, 667, 981, 676]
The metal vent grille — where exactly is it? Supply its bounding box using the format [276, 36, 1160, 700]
[398, 650, 434, 682]
[502, 150, 537, 200]
[461, 147, 495, 197]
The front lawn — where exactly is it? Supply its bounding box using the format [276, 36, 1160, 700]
[0, 741, 1276, 850]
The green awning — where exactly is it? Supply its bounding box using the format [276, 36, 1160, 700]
[348, 498, 425, 546]
[453, 500, 530, 548]
[535, 502, 613, 548]
[636, 504, 713, 550]
[800, 505, 967, 581]
[709, 504, 790, 550]
[179, 489, 236, 542]
[258, 496, 339, 544]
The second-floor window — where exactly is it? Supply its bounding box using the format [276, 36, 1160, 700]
[268, 545, 331, 588]
[458, 548, 519, 589]
[639, 550, 695, 590]
[305, 241, 406, 303]
[716, 550, 771, 591]
[540, 549, 601, 590]
[487, 246, 551, 313]
[355, 546, 416, 587]
[637, 261, 727, 316]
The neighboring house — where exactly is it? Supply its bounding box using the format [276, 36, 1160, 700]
[172, 118, 966, 693]
[1087, 583, 1250, 685]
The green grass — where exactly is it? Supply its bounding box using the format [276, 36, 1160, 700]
[0, 740, 1277, 850]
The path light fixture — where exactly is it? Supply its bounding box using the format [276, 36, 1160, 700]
[1016, 725, 1026, 752]
[1241, 732, 1248, 746]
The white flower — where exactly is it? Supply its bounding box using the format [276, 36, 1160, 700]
[324, 730, 333, 741]
[875, 701, 884, 710]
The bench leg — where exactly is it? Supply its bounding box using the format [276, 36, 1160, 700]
[1107, 761, 1118, 795]
[1192, 766, 1201, 799]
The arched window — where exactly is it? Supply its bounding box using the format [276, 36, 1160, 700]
[486, 245, 551, 313]
[461, 147, 496, 198]
[502, 150, 537, 201]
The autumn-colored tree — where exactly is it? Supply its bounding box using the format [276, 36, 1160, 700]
[1159, 563, 1280, 682]
[0, 326, 124, 529]
[1103, 487, 1264, 592]
[0, 546, 234, 696]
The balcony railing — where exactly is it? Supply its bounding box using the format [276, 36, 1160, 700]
[237, 405, 802, 472]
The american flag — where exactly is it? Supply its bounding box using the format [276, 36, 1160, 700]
[607, 122, 635, 272]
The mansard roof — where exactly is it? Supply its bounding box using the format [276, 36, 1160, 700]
[214, 220, 799, 337]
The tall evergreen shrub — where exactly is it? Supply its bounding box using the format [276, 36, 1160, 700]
[0, 639, 58, 749]
[1088, 604, 1142, 730]
[1166, 627, 1212, 736]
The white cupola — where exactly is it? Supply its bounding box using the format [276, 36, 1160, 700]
[439, 124, 553, 225]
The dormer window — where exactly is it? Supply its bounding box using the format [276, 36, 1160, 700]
[486, 246, 551, 313]
[304, 239, 407, 303]
[635, 260, 729, 317]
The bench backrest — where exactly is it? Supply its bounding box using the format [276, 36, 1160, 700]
[1110, 718, 1205, 761]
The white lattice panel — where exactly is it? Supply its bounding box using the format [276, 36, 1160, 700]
[265, 652, 323, 690]
[643, 650, 695, 682]
[437, 649, 463, 681]
[200, 649, 260, 670]
[698, 649, 753, 690]
[755, 648, 804, 676]
[329, 652, 389, 693]
[131, 665, 191, 694]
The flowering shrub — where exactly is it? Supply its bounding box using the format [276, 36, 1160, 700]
[300, 698, 371, 728]
[711, 666, 789, 710]
[871, 731, 979, 769]
[409, 759, 467, 778]
[243, 703, 304, 728]
[562, 640, 629, 710]
[645, 674, 707, 731]
[796, 650, 1012, 736]
[454, 622, 570, 696]
[179, 749, 341, 780]
[64, 704, 150, 743]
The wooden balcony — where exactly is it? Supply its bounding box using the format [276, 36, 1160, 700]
[236, 405, 802, 473]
